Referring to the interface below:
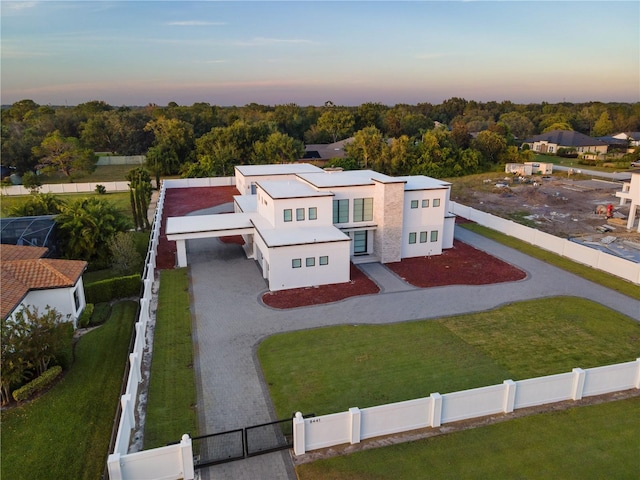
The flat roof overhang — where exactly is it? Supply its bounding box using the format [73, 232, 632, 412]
[166, 213, 255, 241]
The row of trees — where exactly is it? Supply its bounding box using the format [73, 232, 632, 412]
[3, 99, 639, 180]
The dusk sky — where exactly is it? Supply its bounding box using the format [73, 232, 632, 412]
[2, 1, 639, 107]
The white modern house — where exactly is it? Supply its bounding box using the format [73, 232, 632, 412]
[167, 164, 455, 291]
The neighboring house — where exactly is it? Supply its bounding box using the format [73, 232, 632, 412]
[301, 137, 352, 166]
[612, 132, 640, 149]
[167, 164, 455, 291]
[523, 130, 608, 159]
[616, 171, 640, 232]
[1, 244, 87, 327]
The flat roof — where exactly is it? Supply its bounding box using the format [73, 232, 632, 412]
[397, 175, 451, 190]
[252, 216, 350, 247]
[235, 164, 323, 177]
[257, 180, 333, 200]
[234, 195, 257, 213]
[166, 212, 254, 236]
[298, 169, 399, 188]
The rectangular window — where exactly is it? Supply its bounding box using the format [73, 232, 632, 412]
[333, 199, 349, 223]
[410, 200, 419, 209]
[319, 256, 329, 266]
[284, 209, 292, 222]
[296, 208, 305, 221]
[430, 230, 438, 242]
[420, 231, 427, 243]
[353, 198, 373, 222]
[292, 258, 302, 268]
[353, 231, 368, 254]
[422, 199, 429, 208]
[409, 232, 417, 244]
[433, 198, 441, 207]
[306, 257, 315, 267]
[308, 207, 317, 220]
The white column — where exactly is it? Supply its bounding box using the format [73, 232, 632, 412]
[176, 239, 188, 267]
[348, 407, 361, 445]
[503, 380, 516, 413]
[430, 392, 442, 428]
[572, 368, 586, 401]
[293, 412, 306, 455]
[180, 434, 195, 480]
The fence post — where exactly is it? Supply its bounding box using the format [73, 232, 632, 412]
[429, 392, 442, 428]
[293, 412, 305, 455]
[349, 407, 361, 445]
[634, 358, 640, 389]
[107, 453, 123, 480]
[571, 368, 586, 400]
[180, 434, 195, 480]
[503, 380, 516, 413]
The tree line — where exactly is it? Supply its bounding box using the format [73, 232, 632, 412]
[2, 98, 639, 180]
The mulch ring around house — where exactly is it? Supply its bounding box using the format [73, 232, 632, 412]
[262, 241, 526, 309]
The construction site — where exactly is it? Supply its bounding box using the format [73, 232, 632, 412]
[450, 172, 640, 264]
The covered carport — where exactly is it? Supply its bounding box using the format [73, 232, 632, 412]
[166, 213, 255, 267]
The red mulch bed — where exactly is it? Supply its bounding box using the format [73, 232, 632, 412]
[262, 264, 380, 309]
[156, 186, 240, 269]
[386, 241, 526, 288]
[220, 235, 245, 245]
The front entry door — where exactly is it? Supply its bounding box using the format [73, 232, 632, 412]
[353, 231, 367, 255]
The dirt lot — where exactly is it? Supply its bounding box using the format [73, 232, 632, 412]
[450, 173, 640, 261]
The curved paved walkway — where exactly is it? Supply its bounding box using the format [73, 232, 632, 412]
[186, 225, 639, 480]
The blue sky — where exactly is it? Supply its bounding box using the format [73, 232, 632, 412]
[2, 1, 639, 106]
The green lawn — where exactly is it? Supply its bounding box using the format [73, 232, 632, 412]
[258, 297, 639, 418]
[296, 395, 640, 480]
[0, 301, 137, 480]
[28, 164, 142, 184]
[143, 268, 198, 448]
[259, 297, 639, 478]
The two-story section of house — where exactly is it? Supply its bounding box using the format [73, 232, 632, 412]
[230, 165, 455, 290]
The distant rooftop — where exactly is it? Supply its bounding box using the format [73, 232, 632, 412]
[235, 164, 323, 177]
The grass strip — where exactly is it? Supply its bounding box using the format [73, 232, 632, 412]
[296, 395, 640, 480]
[258, 297, 639, 419]
[143, 268, 197, 448]
[0, 301, 137, 480]
[460, 222, 640, 300]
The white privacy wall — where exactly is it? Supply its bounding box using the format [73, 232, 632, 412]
[293, 359, 640, 456]
[451, 202, 640, 284]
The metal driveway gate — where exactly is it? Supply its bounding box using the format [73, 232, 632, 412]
[191, 415, 312, 469]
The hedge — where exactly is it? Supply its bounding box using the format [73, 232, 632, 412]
[84, 274, 141, 304]
[13, 366, 63, 403]
[78, 303, 94, 328]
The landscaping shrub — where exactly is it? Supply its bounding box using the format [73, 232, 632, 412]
[94, 184, 107, 194]
[90, 302, 111, 326]
[78, 303, 94, 328]
[85, 274, 141, 303]
[12, 366, 62, 403]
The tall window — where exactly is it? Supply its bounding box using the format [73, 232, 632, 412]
[333, 199, 349, 223]
[409, 232, 417, 244]
[430, 230, 438, 242]
[353, 231, 368, 254]
[410, 200, 419, 209]
[284, 209, 292, 222]
[420, 231, 427, 243]
[433, 198, 441, 207]
[308, 207, 317, 220]
[353, 198, 373, 222]
[296, 208, 305, 221]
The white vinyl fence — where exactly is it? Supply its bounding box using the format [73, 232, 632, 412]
[451, 202, 640, 284]
[1, 181, 131, 196]
[292, 359, 640, 455]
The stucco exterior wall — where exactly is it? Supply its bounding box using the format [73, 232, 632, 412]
[17, 278, 86, 327]
[401, 188, 447, 258]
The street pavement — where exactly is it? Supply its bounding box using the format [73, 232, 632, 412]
[185, 224, 639, 480]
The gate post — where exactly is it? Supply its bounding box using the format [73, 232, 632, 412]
[179, 434, 195, 480]
[293, 412, 305, 455]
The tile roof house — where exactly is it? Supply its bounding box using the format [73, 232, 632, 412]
[167, 164, 455, 291]
[1, 244, 87, 326]
[523, 130, 609, 159]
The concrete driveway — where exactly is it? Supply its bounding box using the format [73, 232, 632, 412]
[186, 226, 639, 480]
